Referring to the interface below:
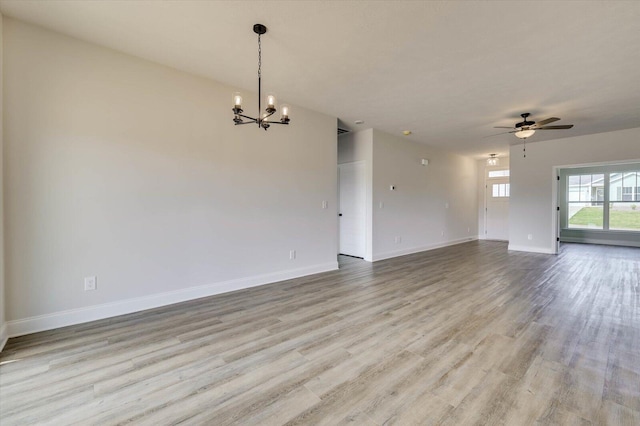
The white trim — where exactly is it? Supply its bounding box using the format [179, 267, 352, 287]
[560, 237, 640, 248]
[0, 323, 8, 353]
[484, 167, 510, 242]
[6, 262, 338, 338]
[552, 166, 560, 254]
[556, 158, 640, 170]
[508, 244, 556, 254]
[372, 237, 478, 262]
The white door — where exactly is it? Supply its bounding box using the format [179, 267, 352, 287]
[339, 161, 366, 257]
[486, 177, 510, 241]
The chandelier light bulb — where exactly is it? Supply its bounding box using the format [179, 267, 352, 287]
[266, 94, 277, 109]
[281, 105, 290, 119]
[233, 93, 243, 108]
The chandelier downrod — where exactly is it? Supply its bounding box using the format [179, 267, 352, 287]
[232, 24, 290, 131]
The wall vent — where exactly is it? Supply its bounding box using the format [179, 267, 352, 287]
[337, 128, 350, 135]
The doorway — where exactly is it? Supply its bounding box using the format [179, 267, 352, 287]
[338, 161, 366, 258]
[485, 170, 510, 241]
[557, 163, 640, 248]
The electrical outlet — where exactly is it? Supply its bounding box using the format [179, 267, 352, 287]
[395, 236, 402, 244]
[84, 276, 97, 291]
[322, 200, 328, 209]
[289, 250, 296, 260]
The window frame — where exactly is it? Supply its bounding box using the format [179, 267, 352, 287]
[560, 164, 640, 233]
[491, 182, 510, 198]
[488, 170, 510, 178]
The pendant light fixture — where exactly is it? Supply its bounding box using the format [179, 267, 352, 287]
[232, 24, 290, 130]
[486, 154, 499, 166]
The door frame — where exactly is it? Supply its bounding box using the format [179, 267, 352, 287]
[484, 168, 510, 241]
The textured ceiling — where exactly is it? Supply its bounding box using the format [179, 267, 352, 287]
[1, 0, 639, 158]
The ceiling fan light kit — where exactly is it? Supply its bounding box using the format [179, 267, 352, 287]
[514, 129, 535, 139]
[487, 154, 499, 166]
[232, 24, 290, 131]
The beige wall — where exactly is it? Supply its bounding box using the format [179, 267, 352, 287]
[338, 128, 478, 262]
[3, 18, 338, 336]
[371, 130, 477, 260]
[509, 127, 640, 253]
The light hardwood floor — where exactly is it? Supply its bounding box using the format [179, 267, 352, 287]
[1, 241, 639, 425]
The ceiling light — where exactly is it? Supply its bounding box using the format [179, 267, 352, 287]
[487, 154, 499, 166]
[514, 129, 535, 139]
[354, 120, 364, 125]
[403, 130, 412, 136]
[232, 24, 290, 131]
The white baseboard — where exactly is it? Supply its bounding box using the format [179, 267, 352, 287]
[0, 322, 8, 353]
[508, 244, 556, 254]
[6, 262, 338, 339]
[561, 237, 640, 248]
[372, 237, 478, 262]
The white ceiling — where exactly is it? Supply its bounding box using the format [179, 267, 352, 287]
[1, 0, 639, 158]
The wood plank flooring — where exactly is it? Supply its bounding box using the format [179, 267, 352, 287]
[1, 241, 639, 425]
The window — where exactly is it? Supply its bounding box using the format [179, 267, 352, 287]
[567, 174, 604, 229]
[488, 170, 510, 178]
[492, 183, 510, 198]
[616, 185, 635, 201]
[609, 171, 640, 231]
[564, 168, 640, 232]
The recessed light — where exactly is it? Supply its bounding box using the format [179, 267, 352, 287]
[402, 130, 412, 136]
[354, 120, 365, 125]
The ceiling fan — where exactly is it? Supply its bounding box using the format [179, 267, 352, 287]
[492, 113, 574, 157]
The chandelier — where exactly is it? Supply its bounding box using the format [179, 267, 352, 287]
[232, 24, 290, 130]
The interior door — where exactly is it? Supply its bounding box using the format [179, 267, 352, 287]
[339, 161, 366, 257]
[486, 177, 510, 241]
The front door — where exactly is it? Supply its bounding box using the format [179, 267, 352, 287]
[486, 176, 510, 241]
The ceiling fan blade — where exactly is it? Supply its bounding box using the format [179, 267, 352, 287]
[493, 126, 515, 129]
[537, 125, 574, 130]
[484, 130, 517, 138]
[534, 117, 560, 127]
